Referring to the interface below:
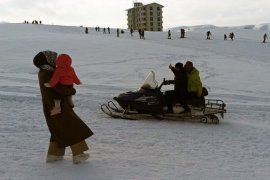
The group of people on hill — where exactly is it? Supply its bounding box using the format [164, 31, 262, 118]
[86, 26, 146, 39]
[83, 26, 269, 43]
[24, 20, 42, 24]
[167, 28, 268, 43]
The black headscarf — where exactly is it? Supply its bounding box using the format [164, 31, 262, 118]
[33, 51, 57, 71]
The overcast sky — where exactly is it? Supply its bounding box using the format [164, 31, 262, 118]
[1, 0, 270, 28]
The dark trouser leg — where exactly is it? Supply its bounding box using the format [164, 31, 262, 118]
[53, 84, 76, 96]
[187, 92, 205, 107]
[178, 97, 190, 111]
[164, 90, 175, 113]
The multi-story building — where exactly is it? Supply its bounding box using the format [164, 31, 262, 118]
[127, 2, 164, 31]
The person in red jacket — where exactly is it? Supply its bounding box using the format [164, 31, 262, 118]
[44, 54, 81, 116]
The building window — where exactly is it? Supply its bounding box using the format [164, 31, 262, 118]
[150, 7, 153, 10]
[150, 17, 153, 21]
[157, 17, 160, 21]
[150, 22, 153, 26]
[157, 12, 161, 16]
[151, 28, 153, 31]
[157, 7, 160, 11]
[150, 12, 153, 16]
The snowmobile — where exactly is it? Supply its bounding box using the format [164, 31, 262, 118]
[101, 71, 226, 124]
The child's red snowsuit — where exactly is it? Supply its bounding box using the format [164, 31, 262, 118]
[48, 54, 81, 87]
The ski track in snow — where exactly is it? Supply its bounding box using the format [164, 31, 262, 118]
[1, 23, 270, 179]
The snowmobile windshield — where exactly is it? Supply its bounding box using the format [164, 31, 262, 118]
[140, 71, 159, 90]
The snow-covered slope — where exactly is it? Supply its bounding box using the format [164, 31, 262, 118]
[0, 23, 270, 180]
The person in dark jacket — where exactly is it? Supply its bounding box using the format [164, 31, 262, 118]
[116, 28, 120, 37]
[130, 28, 134, 36]
[206, 31, 212, 39]
[141, 29, 145, 39]
[138, 29, 142, 39]
[168, 30, 171, 39]
[229, 32, 235, 40]
[33, 50, 93, 164]
[164, 62, 189, 113]
[224, 34, 227, 40]
[263, 33, 268, 43]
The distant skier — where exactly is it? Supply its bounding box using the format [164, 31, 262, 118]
[224, 34, 227, 40]
[263, 33, 268, 43]
[130, 28, 134, 37]
[168, 30, 171, 39]
[180, 28, 185, 38]
[103, 28, 106, 34]
[138, 29, 142, 39]
[141, 29, 145, 40]
[116, 28, 120, 37]
[229, 32, 235, 41]
[206, 31, 212, 40]
[85, 27, 88, 34]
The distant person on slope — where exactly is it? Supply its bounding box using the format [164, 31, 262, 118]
[229, 32, 235, 41]
[206, 31, 212, 39]
[224, 34, 227, 40]
[117, 28, 120, 37]
[130, 28, 134, 37]
[263, 33, 268, 43]
[44, 54, 82, 116]
[180, 28, 185, 38]
[168, 30, 172, 39]
[141, 29, 145, 39]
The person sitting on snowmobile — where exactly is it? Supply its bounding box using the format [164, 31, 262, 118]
[184, 61, 205, 106]
[164, 62, 190, 113]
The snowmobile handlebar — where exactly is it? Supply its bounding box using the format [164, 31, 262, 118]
[158, 78, 174, 90]
[157, 78, 165, 90]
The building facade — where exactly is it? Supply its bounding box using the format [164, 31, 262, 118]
[127, 2, 164, 31]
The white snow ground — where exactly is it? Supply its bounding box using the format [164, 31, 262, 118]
[0, 23, 270, 180]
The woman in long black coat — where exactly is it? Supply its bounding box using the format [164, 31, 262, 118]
[33, 51, 93, 164]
